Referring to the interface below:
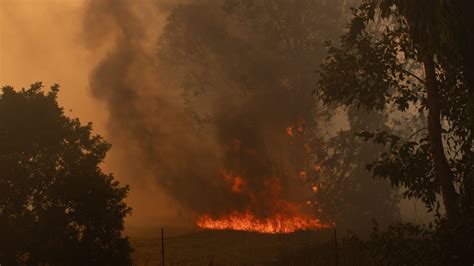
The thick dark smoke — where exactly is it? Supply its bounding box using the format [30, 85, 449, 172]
[82, 0, 339, 224]
[82, 0, 230, 218]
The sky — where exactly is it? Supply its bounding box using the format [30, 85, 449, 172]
[0, 0, 184, 234]
[0, 0, 106, 129]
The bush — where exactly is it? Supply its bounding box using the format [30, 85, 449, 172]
[0, 83, 132, 265]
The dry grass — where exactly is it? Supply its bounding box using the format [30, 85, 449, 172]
[130, 229, 335, 265]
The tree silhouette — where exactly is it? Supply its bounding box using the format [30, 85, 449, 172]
[317, 1, 473, 263]
[316, 107, 400, 234]
[0, 83, 132, 265]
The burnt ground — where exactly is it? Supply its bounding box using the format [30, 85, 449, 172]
[130, 229, 337, 265]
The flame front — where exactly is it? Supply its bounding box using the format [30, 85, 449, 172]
[197, 209, 329, 234]
[196, 172, 331, 234]
[196, 123, 330, 234]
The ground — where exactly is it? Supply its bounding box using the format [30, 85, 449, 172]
[131, 229, 335, 265]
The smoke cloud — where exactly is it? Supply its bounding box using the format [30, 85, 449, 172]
[81, 0, 332, 228]
[83, 0, 229, 218]
[0, 0, 420, 235]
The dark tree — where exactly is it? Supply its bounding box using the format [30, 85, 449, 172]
[317, 0, 473, 263]
[0, 83, 132, 265]
[316, 107, 400, 234]
[318, 0, 473, 225]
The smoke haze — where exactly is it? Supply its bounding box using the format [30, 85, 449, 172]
[2, 0, 415, 235]
[1, 0, 342, 232]
[81, 0, 333, 229]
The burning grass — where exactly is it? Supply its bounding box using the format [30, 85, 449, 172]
[197, 209, 329, 234]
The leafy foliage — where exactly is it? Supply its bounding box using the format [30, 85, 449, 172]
[275, 233, 368, 266]
[362, 217, 474, 266]
[318, 0, 473, 215]
[0, 83, 132, 265]
[317, 0, 473, 263]
[316, 108, 400, 234]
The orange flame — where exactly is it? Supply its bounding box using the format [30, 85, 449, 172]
[196, 209, 329, 234]
[221, 171, 246, 193]
[313, 164, 322, 173]
[200, 118, 326, 234]
[232, 176, 244, 193]
[299, 170, 307, 179]
[197, 174, 330, 233]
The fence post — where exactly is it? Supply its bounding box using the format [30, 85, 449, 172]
[334, 228, 338, 266]
[161, 227, 165, 266]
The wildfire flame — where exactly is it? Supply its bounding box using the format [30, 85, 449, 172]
[197, 209, 329, 234]
[196, 128, 329, 234]
[196, 172, 330, 233]
[231, 176, 244, 193]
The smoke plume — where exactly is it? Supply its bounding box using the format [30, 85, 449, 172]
[82, 0, 332, 227]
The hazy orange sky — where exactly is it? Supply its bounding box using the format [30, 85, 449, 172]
[0, 0, 107, 130]
[0, 0, 185, 234]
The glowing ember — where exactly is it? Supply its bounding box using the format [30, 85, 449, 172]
[197, 209, 329, 234]
[299, 170, 307, 178]
[313, 164, 322, 173]
[232, 176, 244, 193]
[297, 122, 304, 132]
[221, 171, 246, 193]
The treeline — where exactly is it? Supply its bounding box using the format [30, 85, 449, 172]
[319, 0, 473, 264]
